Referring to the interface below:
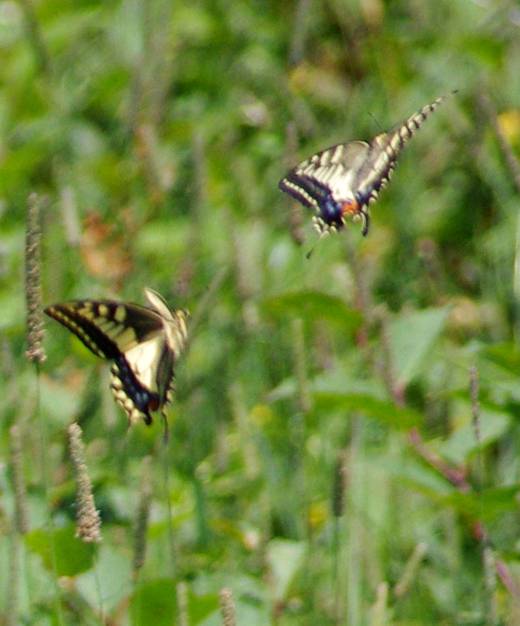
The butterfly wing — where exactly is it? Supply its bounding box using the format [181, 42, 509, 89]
[351, 95, 451, 208]
[110, 336, 174, 425]
[44, 300, 163, 358]
[45, 299, 175, 425]
[110, 293, 188, 425]
[144, 288, 189, 358]
[279, 141, 370, 231]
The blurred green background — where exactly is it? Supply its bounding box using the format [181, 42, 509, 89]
[2, 0, 520, 624]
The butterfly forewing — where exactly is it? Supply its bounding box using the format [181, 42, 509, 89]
[44, 301, 163, 356]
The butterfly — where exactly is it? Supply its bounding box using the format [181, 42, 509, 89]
[45, 288, 188, 428]
[279, 94, 454, 236]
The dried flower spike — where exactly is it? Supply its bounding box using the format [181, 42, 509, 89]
[68, 423, 101, 543]
[219, 587, 236, 626]
[25, 192, 46, 364]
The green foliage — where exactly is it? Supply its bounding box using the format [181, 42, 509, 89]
[388, 306, 450, 386]
[2, 0, 520, 624]
[130, 579, 179, 626]
[262, 290, 362, 330]
[26, 526, 96, 576]
[266, 539, 306, 603]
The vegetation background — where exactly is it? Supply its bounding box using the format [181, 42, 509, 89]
[1, 0, 520, 624]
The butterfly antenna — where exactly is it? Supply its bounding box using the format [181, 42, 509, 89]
[367, 111, 384, 133]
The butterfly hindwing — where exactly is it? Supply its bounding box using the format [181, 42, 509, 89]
[110, 350, 171, 425]
[45, 291, 188, 426]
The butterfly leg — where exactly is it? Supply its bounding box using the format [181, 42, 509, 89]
[361, 211, 370, 236]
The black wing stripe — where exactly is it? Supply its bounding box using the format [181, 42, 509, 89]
[44, 305, 121, 359]
[279, 171, 330, 209]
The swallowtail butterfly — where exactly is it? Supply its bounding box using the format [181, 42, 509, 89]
[279, 94, 454, 236]
[45, 288, 188, 427]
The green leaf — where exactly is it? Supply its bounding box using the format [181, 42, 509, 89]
[261, 291, 362, 329]
[76, 545, 132, 612]
[313, 392, 421, 429]
[187, 590, 220, 624]
[26, 526, 96, 576]
[437, 404, 511, 465]
[266, 539, 306, 602]
[440, 485, 520, 523]
[481, 342, 520, 374]
[480, 486, 520, 521]
[130, 579, 177, 626]
[389, 306, 450, 386]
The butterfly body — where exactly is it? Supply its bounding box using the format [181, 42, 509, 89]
[45, 289, 188, 426]
[279, 95, 453, 235]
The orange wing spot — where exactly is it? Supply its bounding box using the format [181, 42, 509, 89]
[341, 199, 361, 216]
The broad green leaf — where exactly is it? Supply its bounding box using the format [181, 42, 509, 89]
[130, 579, 177, 626]
[393, 457, 456, 499]
[437, 404, 510, 465]
[188, 590, 220, 624]
[266, 539, 306, 602]
[389, 306, 450, 386]
[481, 342, 520, 374]
[26, 526, 95, 576]
[261, 291, 362, 329]
[480, 485, 520, 521]
[313, 392, 421, 429]
[76, 545, 132, 612]
[439, 485, 520, 523]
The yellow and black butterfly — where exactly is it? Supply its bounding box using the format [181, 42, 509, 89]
[279, 94, 455, 236]
[45, 288, 188, 427]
